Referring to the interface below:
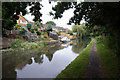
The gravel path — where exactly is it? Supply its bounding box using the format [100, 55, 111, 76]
[84, 38, 104, 78]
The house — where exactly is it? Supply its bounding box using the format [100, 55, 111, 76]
[17, 15, 29, 26]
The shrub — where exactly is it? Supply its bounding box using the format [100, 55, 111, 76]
[34, 26, 38, 31]
[10, 39, 24, 48]
[36, 31, 41, 35]
[27, 23, 32, 30]
[96, 35, 103, 44]
[14, 24, 22, 30]
[67, 30, 73, 35]
[40, 35, 45, 39]
[42, 41, 48, 46]
[31, 29, 35, 33]
[19, 27, 27, 35]
[41, 32, 47, 35]
[45, 25, 52, 31]
[56, 31, 62, 35]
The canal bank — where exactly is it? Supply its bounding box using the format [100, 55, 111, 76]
[1, 39, 60, 53]
[55, 38, 93, 78]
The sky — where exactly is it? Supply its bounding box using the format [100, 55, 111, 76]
[24, 0, 85, 30]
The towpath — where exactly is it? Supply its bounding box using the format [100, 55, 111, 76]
[84, 38, 104, 78]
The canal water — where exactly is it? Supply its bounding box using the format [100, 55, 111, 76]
[2, 39, 90, 79]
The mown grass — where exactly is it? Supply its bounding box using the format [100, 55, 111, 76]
[95, 38, 119, 78]
[55, 38, 93, 79]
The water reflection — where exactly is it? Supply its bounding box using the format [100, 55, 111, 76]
[2, 38, 90, 79]
[72, 38, 91, 53]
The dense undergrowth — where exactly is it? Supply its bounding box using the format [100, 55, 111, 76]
[95, 36, 119, 78]
[1, 39, 48, 53]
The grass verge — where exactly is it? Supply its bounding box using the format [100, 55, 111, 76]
[55, 38, 93, 79]
[95, 38, 119, 78]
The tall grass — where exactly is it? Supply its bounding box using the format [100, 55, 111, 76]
[95, 36, 119, 78]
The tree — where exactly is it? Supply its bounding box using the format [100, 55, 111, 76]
[14, 24, 22, 30]
[67, 30, 73, 35]
[51, 2, 120, 56]
[51, 2, 120, 36]
[2, 2, 30, 30]
[45, 25, 52, 36]
[46, 21, 56, 26]
[2, 2, 42, 30]
[30, 2, 43, 22]
[33, 21, 42, 28]
[72, 24, 85, 39]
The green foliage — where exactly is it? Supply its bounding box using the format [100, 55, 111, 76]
[67, 30, 73, 35]
[40, 35, 45, 39]
[30, 2, 43, 22]
[2, 2, 42, 30]
[95, 38, 119, 78]
[27, 23, 32, 30]
[10, 39, 24, 48]
[10, 39, 48, 49]
[34, 26, 38, 31]
[30, 29, 35, 33]
[42, 41, 48, 46]
[46, 21, 56, 26]
[52, 2, 120, 56]
[56, 31, 62, 35]
[72, 25, 78, 32]
[45, 25, 52, 31]
[19, 27, 27, 35]
[2, 2, 29, 30]
[90, 33, 93, 37]
[33, 21, 42, 28]
[50, 2, 76, 19]
[41, 32, 47, 35]
[95, 35, 103, 44]
[14, 24, 22, 30]
[36, 31, 41, 35]
[72, 24, 85, 39]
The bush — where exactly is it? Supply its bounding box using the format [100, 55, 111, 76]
[10, 39, 24, 48]
[27, 23, 32, 30]
[36, 31, 41, 35]
[56, 31, 62, 35]
[19, 27, 27, 35]
[45, 25, 52, 31]
[41, 32, 47, 35]
[14, 24, 22, 30]
[42, 41, 48, 46]
[31, 29, 35, 33]
[34, 26, 38, 31]
[67, 30, 73, 35]
[96, 35, 103, 44]
[40, 35, 45, 39]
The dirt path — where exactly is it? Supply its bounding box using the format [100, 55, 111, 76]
[84, 38, 104, 78]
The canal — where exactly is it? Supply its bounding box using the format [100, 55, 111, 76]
[2, 38, 90, 79]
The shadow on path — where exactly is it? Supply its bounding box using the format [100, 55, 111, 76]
[84, 38, 104, 78]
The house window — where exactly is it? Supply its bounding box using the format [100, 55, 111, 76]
[20, 20, 27, 24]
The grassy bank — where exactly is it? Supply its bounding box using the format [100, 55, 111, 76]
[55, 38, 93, 79]
[95, 37, 119, 78]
